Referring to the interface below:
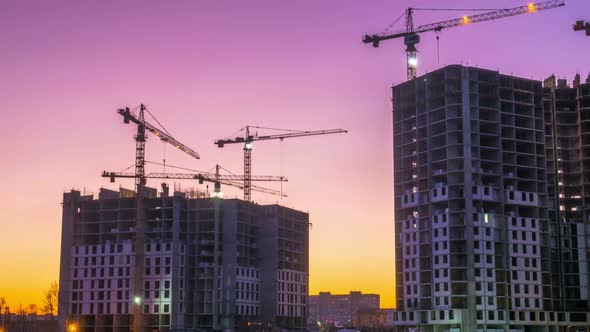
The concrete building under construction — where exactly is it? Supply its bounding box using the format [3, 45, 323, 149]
[58, 187, 309, 332]
[391, 64, 590, 331]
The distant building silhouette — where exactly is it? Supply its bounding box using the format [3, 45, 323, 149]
[308, 291, 379, 328]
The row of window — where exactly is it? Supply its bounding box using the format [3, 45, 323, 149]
[277, 304, 306, 317]
[512, 270, 539, 282]
[70, 302, 130, 315]
[74, 266, 130, 279]
[511, 230, 538, 242]
[433, 283, 450, 293]
[73, 255, 131, 267]
[475, 282, 495, 292]
[512, 297, 541, 309]
[433, 255, 449, 265]
[434, 269, 449, 279]
[475, 295, 495, 306]
[404, 258, 418, 269]
[509, 217, 537, 228]
[237, 291, 259, 301]
[511, 243, 539, 255]
[71, 290, 129, 302]
[74, 244, 131, 255]
[405, 244, 418, 255]
[402, 231, 418, 243]
[278, 271, 307, 283]
[512, 283, 540, 295]
[474, 254, 494, 265]
[473, 240, 493, 250]
[474, 226, 493, 237]
[278, 282, 306, 293]
[144, 303, 170, 314]
[145, 266, 173, 275]
[431, 187, 447, 198]
[403, 218, 418, 229]
[72, 278, 130, 290]
[145, 256, 174, 266]
[511, 257, 539, 268]
[278, 293, 306, 305]
[433, 228, 448, 237]
[396, 309, 566, 323]
[237, 267, 259, 279]
[74, 242, 184, 255]
[434, 214, 447, 223]
[238, 281, 259, 292]
[507, 190, 536, 202]
[237, 304, 259, 316]
[434, 296, 449, 306]
[144, 289, 171, 300]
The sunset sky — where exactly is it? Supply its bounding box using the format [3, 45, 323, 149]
[1, 0, 588, 309]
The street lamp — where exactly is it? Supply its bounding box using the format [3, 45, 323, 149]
[133, 296, 141, 305]
[68, 323, 78, 332]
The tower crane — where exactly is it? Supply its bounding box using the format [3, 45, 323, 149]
[118, 104, 200, 188]
[363, 0, 565, 80]
[102, 165, 287, 198]
[115, 103, 201, 332]
[215, 126, 347, 201]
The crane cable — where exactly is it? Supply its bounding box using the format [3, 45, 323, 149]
[381, 11, 406, 35]
[143, 105, 173, 137]
[145, 160, 211, 175]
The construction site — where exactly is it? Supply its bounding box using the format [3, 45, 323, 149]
[56, 100, 346, 332]
[361, 0, 590, 331]
[47, 1, 590, 332]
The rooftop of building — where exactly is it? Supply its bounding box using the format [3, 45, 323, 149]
[64, 187, 308, 214]
[311, 291, 380, 297]
[393, 63, 590, 89]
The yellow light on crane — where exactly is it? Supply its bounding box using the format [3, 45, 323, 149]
[528, 3, 536, 12]
[462, 16, 470, 24]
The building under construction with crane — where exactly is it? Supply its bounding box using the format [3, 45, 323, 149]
[57, 104, 346, 332]
[391, 64, 590, 332]
[364, 0, 590, 331]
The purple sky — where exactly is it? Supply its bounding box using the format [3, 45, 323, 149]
[0, 0, 588, 307]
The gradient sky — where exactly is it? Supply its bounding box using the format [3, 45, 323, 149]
[0, 0, 588, 309]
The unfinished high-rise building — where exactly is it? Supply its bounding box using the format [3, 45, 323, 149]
[391, 64, 590, 331]
[544, 73, 590, 316]
[58, 187, 309, 332]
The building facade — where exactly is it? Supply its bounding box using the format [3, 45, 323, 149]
[58, 187, 309, 332]
[308, 291, 380, 328]
[544, 74, 590, 316]
[392, 65, 590, 331]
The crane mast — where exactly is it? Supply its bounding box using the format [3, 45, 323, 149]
[115, 103, 201, 332]
[215, 126, 347, 201]
[363, 0, 565, 80]
[134, 104, 147, 189]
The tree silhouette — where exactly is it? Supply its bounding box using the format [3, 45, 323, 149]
[0, 297, 7, 329]
[42, 281, 59, 317]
